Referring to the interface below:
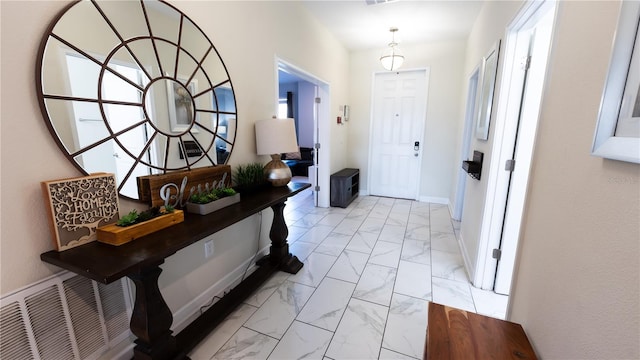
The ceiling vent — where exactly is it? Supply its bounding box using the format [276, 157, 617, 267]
[365, 0, 397, 5]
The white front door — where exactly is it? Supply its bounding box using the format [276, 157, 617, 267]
[369, 70, 428, 199]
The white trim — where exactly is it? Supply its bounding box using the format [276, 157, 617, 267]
[457, 232, 475, 284]
[592, 1, 640, 163]
[419, 196, 449, 205]
[453, 64, 482, 221]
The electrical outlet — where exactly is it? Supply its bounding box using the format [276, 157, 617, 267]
[204, 240, 214, 258]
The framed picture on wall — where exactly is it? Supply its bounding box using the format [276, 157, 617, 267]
[167, 77, 198, 133]
[592, 1, 640, 163]
[476, 40, 501, 140]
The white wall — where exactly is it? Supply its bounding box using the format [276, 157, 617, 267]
[508, 1, 640, 358]
[348, 40, 466, 200]
[0, 0, 349, 319]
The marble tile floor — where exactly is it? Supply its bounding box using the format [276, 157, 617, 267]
[189, 185, 508, 360]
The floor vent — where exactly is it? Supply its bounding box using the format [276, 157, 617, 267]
[1, 271, 132, 360]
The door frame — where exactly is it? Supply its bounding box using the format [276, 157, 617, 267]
[367, 68, 429, 200]
[276, 57, 331, 207]
[452, 64, 481, 221]
[475, 0, 557, 293]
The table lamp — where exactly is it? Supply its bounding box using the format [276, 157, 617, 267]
[255, 118, 299, 186]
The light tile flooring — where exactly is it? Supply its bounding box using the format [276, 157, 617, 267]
[189, 185, 508, 360]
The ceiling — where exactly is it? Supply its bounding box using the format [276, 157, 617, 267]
[301, 0, 484, 51]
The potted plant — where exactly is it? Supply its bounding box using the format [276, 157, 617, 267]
[97, 205, 184, 246]
[233, 162, 267, 194]
[185, 187, 240, 215]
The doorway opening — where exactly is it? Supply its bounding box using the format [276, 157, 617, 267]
[276, 59, 331, 207]
[453, 65, 481, 221]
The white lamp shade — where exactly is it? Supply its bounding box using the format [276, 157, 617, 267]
[380, 46, 405, 71]
[255, 118, 299, 155]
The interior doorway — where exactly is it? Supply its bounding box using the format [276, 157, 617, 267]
[453, 65, 481, 221]
[277, 59, 331, 207]
[475, 0, 557, 295]
[369, 69, 429, 200]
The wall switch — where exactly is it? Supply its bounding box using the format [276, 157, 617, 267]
[204, 240, 214, 258]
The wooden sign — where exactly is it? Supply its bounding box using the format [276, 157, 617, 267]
[42, 173, 120, 251]
[137, 165, 232, 207]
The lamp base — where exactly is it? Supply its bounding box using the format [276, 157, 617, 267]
[264, 154, 292, 187]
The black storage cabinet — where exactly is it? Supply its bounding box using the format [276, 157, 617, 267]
[330, 168, 359, 208]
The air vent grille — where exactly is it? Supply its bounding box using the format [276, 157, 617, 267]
[63, 276, 106, 358]
[25, 285, 76, 359]
[0, 272, 132, 360]
[97, 281, 129, 341]
[0, 301, 36, 359]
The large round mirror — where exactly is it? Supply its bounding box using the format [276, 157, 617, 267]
[37, 0, 237, 200]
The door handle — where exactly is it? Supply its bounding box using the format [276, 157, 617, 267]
[414, 141, 420, 151]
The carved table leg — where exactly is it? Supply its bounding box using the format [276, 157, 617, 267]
[266, 201, 303, 274]
[127, 263, 177, 360]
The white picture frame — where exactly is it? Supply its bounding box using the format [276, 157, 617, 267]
[592, 1, 640, 163]
[167, 77, 198, 133]
[476, 41, 501, 140]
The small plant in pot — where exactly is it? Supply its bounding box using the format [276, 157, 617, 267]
[186, 187, 240, 215]
[116, 205, 175, 227]
[232, 162, 267, 193]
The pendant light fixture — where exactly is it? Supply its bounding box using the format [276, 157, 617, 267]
[380, 27, 404, 71]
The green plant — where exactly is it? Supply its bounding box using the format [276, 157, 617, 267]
[233, 162, 266, 188]
[116, 206, 175, 227]
[189, 187, 237, 204]
[117, 210, 139, 227]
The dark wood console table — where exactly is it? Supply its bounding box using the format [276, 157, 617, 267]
[41, 182, 310, 360]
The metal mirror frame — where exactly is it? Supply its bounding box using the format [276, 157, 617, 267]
[592, 0, 640, 163]
[476, 40, 501, 141]
[36, 0, 237, 200]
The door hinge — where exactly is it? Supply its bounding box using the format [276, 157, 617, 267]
[315, 97, 321, 104]
[314, 143, 321, 150]
[505, 159, 516, 172]
[521, 55, 531, 71]
[314, 185, 320, 191]
[492, 248, 502, 260]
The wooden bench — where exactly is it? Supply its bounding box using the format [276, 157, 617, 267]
[425, 303, 537, 360]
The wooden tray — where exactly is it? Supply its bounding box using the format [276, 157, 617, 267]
[97, 210, 184, 246]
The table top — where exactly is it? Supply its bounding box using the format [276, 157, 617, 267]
[426, 302, 537, 360]
[41, 183, 310, 284]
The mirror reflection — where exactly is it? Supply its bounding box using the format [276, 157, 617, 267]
[38, 0, 237, 199]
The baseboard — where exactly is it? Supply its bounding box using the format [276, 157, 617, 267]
[457, 232, 475, 286]
[170, 245, 271, 334]
[448, 203, 458, 220]
[418, 196, 449, 205]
